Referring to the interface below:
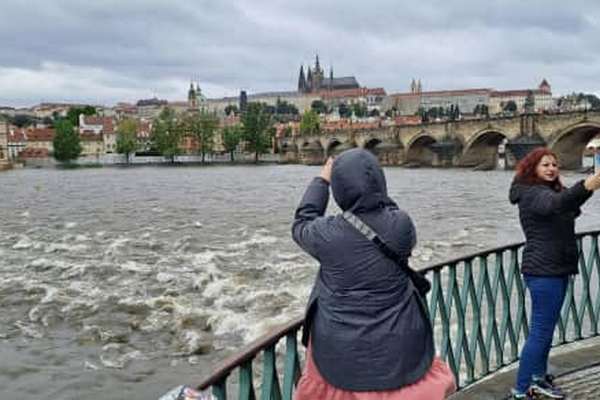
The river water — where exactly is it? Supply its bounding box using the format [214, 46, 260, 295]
[1, 164, 600, 400]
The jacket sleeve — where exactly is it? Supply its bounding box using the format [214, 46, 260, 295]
[291, 177, 330, 259]
[527, 181, 592, 216]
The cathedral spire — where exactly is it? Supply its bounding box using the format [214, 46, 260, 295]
[298, 65, 306, 92]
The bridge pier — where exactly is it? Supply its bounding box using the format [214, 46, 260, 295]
[430, 139, 462, 167]
[370, 143, 404, 166]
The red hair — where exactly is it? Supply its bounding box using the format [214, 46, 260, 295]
[514, 147, 563, 191]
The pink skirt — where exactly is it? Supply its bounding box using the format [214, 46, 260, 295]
[295, 345, 456, 400]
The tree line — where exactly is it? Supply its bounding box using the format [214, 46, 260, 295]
[50, 102, 276, 165]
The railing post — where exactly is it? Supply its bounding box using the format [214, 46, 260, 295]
[282, 332, 301, 400]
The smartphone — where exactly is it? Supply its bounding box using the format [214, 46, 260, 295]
[595, 149, 600, 175]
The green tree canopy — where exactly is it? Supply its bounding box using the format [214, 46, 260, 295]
[241, 102, 273, 163]
[222, 124, 242, 162]
[351, 103, 368, 118]
[339, 103, 351, 118]
[150, 107, 182, 162]
[186, 108, 219, 163]
[66, 106, 96, 126]
[299, 110, 321, 136]
[275, 99, 299, 115]
[224, 104, 239, 116]
[53, 119, 82, 163]
[10, 114, 36, 127]
[116, 118, 139, 163]
[311, 100, 329, 115]
[503, 100, 518, 113]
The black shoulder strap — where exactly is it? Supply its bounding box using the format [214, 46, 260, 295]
[342, 210, 408, 268]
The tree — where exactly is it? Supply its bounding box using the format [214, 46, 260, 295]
[241, 102, 273, 163]
[150, 107, 182, 163]
[311, 100, 328, 115]
[369, 109, 380, 117]
[53, 119, 82, 163]
[222, 125, 242, 162]
[116, 118, 138, 164]
[66, 106, 96, 126]
[224, 104, 239, 116]
[338, 103, 352, 118]
[299, 110, 320, 136]
[276, 99, 299, 115]
[503, 100, 518, 114]
[10, 114, 35, 128]
[351, 103, 368, 118]
[186, 108, 219, 163]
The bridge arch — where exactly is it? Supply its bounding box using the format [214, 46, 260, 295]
[299, 140, 325, 165]
[326, 138, 355, 157]
[405, 134, 437, 166]
[461, 129, 508, 169]
[548, 122, 600, 169]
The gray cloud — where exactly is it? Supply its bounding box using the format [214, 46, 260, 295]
[0, 0, 598, 107]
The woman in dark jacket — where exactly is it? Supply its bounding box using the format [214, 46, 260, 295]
[292, 149, 456, 400]
[509, 147, 600, 399]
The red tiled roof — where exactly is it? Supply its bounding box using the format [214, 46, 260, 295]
[19, 147, 49, 158]
[391, 88, 492, 97]
[79, 132, 103, 141]
[27, 128, 54, 142]
[320, 87, 386, 99]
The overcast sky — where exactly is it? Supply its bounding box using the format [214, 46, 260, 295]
[1, 0, 599, 107]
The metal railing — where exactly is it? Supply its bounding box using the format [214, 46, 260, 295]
[197, 230, 600, 399]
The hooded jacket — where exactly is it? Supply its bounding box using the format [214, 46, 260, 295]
[292, 149, 434, 391]
[509, 179, 592, 276]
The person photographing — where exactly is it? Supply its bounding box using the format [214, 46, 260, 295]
[509, 147, 600, 399]
[292, 149, 455, 400]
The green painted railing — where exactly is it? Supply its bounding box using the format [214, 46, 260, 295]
[197, 230, 600, 399]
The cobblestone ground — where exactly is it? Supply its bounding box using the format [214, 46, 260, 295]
[556, 364, 600, 399]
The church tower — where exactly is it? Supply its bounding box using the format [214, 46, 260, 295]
[312, 54, 324, 92]
[298, 65, 307, 93]
[188, 81, 197, 109]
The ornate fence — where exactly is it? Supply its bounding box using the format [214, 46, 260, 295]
[197, 230, 600, 399]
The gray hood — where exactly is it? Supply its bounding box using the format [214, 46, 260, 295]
[331, 148, 395, 212]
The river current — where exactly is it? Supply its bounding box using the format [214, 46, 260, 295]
[1, 165, 600, 400]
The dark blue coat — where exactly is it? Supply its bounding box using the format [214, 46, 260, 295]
[292, 149, 434, 391]
[509, 180, 592, 276]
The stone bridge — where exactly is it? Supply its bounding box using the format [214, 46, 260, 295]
[278, 110, 600, 169]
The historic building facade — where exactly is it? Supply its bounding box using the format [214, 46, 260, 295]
[298, 55, 360, 93]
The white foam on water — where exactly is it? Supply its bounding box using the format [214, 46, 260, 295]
[120, 260, 153, 274]
[74, 234, 90, 242]
[44, 242, 89, 253]
[40, 286, 60, 304]
[12, 235, 34, 250]
[84, 360, 99, 370]
[228, 231, 278, 250]
[64, 222, 78, 229]
[20, 211, 30, 218]
[156, 272, 176, 283]
[105, 237, 131, 256]
[14, 320, 43, 338]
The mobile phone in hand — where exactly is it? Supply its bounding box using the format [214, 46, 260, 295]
[595, 149, 600, 175]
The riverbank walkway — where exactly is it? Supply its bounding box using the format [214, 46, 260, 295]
[450, 337, 600, 399]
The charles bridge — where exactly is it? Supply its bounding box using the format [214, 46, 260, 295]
[278, 110, 600, 169]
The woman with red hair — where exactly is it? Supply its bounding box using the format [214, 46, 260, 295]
[509, 147, 600, 399]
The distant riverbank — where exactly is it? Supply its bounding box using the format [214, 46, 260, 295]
[16, 153, 282, 168]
